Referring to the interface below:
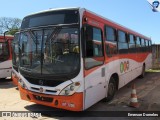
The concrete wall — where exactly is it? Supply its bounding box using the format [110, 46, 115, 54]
[152, 44, 160, 69]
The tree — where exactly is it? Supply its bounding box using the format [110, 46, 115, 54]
[0, 17, 22, 35]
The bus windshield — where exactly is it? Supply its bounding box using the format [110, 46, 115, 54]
[0, 42, 9, 61]
[12, 33, 19, 66]
[19, 26, 80, 75]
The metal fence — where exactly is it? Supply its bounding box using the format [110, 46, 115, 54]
[152, 44, 160, 69]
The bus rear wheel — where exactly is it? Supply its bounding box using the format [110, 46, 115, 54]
[104, 77, 117, 102]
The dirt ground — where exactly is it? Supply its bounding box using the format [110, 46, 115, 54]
[0, 72, 160, 120]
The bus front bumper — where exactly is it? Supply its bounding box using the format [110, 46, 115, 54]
[18, 85, 83, 111]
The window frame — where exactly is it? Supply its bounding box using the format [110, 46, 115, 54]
[117, 30, 128, 54]
[105, 25, 118, 57]
[105, 25, 117, 42]
[136, 36, 142, 53]
[128, 34, 136, 53]
[83, 24, 104, 70]
[141, 38, 145, 47]
[148, 40, 152, 52]
[136, 37, 141, 47]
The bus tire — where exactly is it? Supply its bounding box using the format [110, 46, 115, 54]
[140, 65, 145, 78]
[104, 76, 117, 102]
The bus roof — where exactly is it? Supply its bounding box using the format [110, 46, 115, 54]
[84, 8, 151, 40]
[23, 7, 151, 41]
[25, 7, 80, 18]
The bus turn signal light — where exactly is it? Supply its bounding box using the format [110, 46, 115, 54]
[18, 79, 28, 90]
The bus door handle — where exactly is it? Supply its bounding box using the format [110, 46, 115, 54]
[101, 67, 105, 77]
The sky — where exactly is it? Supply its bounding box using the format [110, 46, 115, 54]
[0, 0, 159, 44]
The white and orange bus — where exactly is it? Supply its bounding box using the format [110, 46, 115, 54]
[18, 7, 152, 111]
[11, 32, 20, 85]
[0, 34, 13, 79]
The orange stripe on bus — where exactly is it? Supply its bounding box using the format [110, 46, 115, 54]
[84, 65, 102, 77]
[84, 53, 150, 77]
[11, 74, 19, 86]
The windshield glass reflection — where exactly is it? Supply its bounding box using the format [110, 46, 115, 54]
[19, 27, 80, 75]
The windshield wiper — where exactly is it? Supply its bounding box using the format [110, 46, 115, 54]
[28, 29, 37, 44]
[24, 26, 62, 45]
[45, 26, 62, 44]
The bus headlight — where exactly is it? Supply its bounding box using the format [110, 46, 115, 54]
[59, 82, 80, 96]
[18, 79, 28, 90]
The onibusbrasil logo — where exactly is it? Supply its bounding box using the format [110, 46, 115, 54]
[147, 0, 160, 12]
[120, 61, 129, 73]
[153, 0, 160, 8]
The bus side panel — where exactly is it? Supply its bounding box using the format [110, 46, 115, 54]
[0, 60, 12, 78]
[84, 65, 106, 109]
[105, 52, 152, 90]
[82, 13, 107, 110]
[118, 53, 152, 89]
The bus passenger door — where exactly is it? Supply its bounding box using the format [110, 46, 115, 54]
[83, 25, 106, 109]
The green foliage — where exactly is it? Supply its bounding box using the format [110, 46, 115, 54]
[6, 29, 19, 35]
[0, 17, 21, 34]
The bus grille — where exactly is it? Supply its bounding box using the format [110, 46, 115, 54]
[33, 95, 53, 102]
[25, 77, 63, 87]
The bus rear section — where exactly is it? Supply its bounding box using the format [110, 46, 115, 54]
[0, 35, 13, 79]
[18, 7, 152, 111]
[11, 32, 20, 85]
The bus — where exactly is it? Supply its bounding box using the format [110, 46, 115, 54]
[11, 32, 20, 85]
[18, 7, 152, 111]
[0, 34, 13, 79]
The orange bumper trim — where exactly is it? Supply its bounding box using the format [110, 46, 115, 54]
[18, 85, 83, 111]
[12, 74, 19, 86]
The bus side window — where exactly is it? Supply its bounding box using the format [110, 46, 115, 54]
[144, 39, 147, 52]
[128, 34, 136, 53]
[105, 26, 117, 57]
[84, 25, 104, 69]
[141, 38, 145, 52]
[118, 30, 128, 54]
[148, 40, 152, 52]
[136, 37, 141, 53]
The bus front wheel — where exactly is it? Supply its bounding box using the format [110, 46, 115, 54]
[104, 77, 117, 102]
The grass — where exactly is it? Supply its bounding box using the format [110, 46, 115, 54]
[146, 69, 160, 72]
